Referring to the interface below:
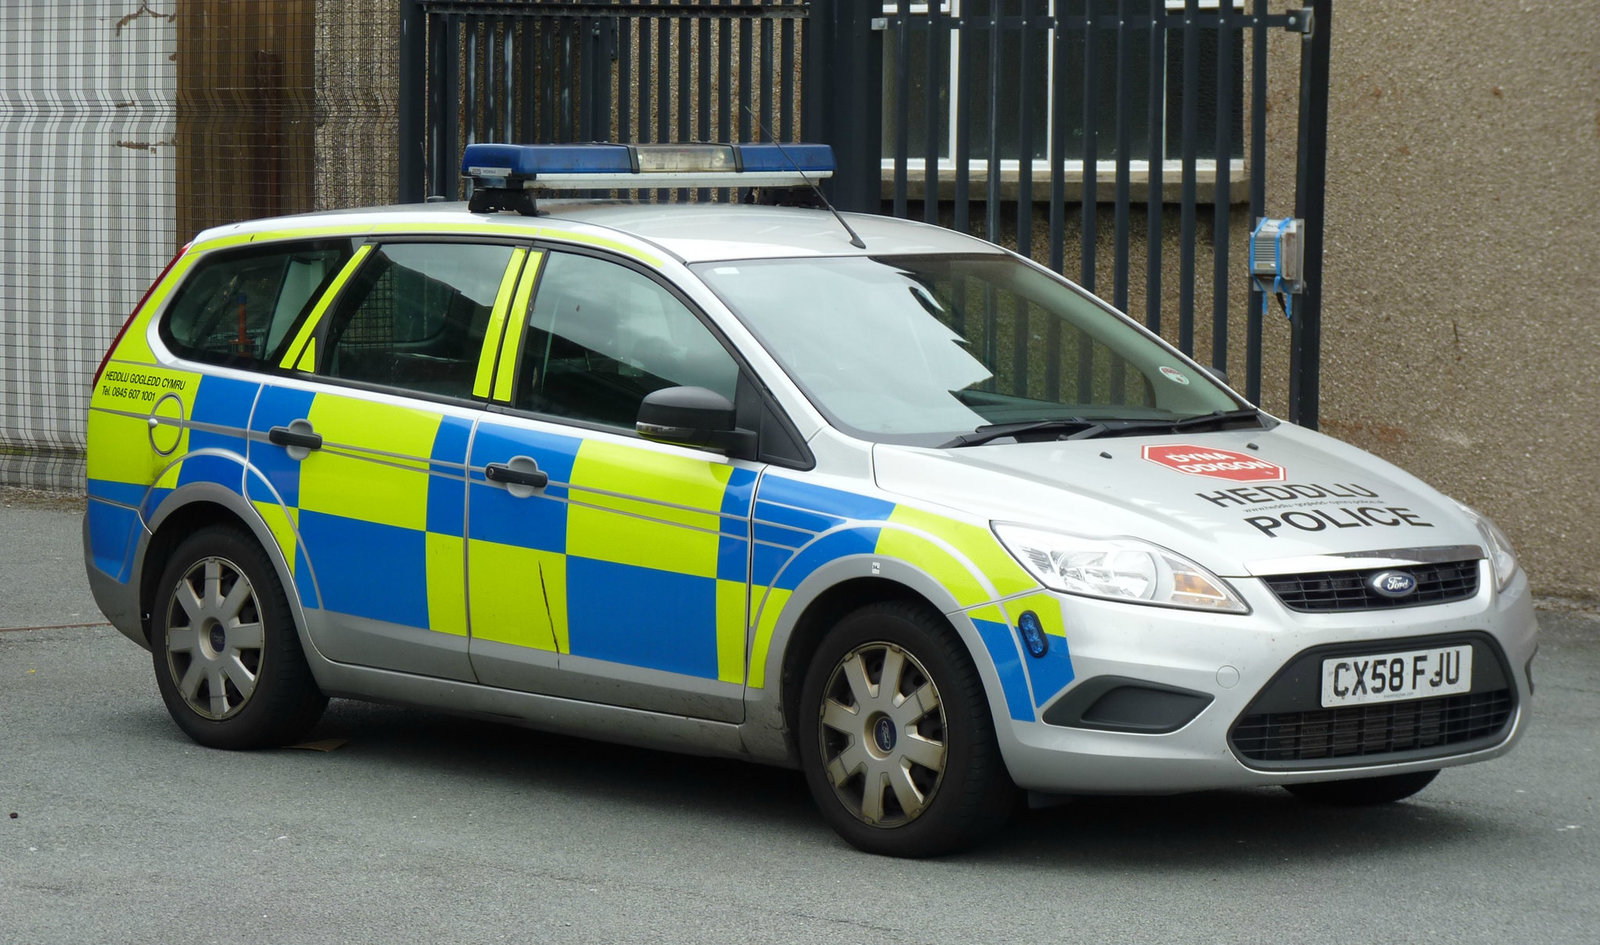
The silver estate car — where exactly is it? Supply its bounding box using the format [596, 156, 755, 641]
[84, 143, 1535, 857]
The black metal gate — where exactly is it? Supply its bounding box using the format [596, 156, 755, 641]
[397, 0, 1330, 425]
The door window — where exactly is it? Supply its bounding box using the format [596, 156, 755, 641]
[515, 251, 738, 428]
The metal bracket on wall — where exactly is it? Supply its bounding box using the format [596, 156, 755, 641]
[1285, 8, 1314, 34]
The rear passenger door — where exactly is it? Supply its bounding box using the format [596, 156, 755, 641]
[248, 240, 530, 680]
[465, 248, 757, 722]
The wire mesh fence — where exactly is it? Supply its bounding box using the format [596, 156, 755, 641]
[0, 0, 396, 484]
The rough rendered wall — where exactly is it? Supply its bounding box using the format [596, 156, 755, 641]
[314, 0, 399, 209]
[1315, 1, 1600, 602]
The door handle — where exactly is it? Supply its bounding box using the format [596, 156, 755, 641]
[267, 422, 322, 460]
[485, 460, 549, 490]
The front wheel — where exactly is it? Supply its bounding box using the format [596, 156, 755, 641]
[151, 525, 326, 749]
[1284, 770, 1439, 806]
[797, 601, 1017, 857]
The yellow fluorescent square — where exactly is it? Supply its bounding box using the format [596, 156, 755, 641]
[426, 533, 468, 637]
[878, 506, 1037, 604]
[253, 500, 300, 574]
[746, 585, 792, 690]
[86, 410, 159, 485]
[298, 396, 442, 530]
[565, 439, 731, 575]
[468, 539, 560, 651]
[715, 579, 747, 685]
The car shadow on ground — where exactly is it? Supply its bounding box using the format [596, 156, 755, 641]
[152, 695, 1512, 868]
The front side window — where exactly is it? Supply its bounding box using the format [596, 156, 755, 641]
[695, 253, 1242, 445]
[160, 240, 353, 369]
[515, 252, 739, 429]
[319, 242, 515, 398]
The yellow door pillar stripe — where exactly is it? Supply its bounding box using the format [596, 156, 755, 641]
[473, 248, 531, 398]
[492, 253, 544, 402]
[278, 244, 374, 371]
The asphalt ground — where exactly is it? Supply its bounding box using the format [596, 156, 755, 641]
[2, 486, 1597, 944]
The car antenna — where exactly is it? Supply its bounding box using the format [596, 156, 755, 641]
[742, 103, 865, 250]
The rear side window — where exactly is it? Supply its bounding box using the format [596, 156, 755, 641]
[319, 242, 516, 399]
[159, 240, 354, 369]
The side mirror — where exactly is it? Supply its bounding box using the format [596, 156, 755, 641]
[637, 386, 754, 455]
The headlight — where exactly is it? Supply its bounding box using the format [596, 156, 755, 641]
[1458, 503, 1519, 592]
[992, 523, 1249, 613]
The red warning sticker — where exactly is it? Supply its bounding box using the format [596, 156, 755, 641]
[1142, 444, 1285, 482]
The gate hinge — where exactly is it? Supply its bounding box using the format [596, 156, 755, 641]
[1284, 8, 1314, 34]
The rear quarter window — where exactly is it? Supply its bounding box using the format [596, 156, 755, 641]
[158, 239, 354, 370]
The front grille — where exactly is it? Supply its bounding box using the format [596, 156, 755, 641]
[1262, 560, 1479, 612]
[1231, 690, 1514, 763]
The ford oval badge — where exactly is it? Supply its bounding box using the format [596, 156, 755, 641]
[1370, 570, 1419, 599]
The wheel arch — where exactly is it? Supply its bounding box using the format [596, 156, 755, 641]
[138, 483, 310, 653]
[758, 555, 1023, 768]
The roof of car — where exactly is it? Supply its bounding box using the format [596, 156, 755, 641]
[195, 200, 1004, 265]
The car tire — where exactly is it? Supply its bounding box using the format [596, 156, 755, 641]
[151, 525, 326, 749]
[797, 600, 1017, 857]
[1283, 769, 1440, 806]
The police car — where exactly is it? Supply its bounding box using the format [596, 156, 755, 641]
[84, 142, 1535, 857]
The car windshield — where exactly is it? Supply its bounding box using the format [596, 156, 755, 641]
[693, 253, 1245, 445]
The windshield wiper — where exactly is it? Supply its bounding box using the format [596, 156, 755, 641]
[1063, 408, 1269, 440]
[940, 408, 1266, 448]
[940, 418, 1100, 448]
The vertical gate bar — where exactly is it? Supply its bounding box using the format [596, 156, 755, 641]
[503, 16, 516, 139]
[398, 0, 424, 202]
[718, 1, 733, 173]
[983, 2, 1002, 243]
[1246, 0, 1268, 404]
[1211, 2, 1234, 372]
[739, 11, 753, 145]
[924, 0, 944, 225]
[678, 12, 692, 199]
[658, 9, 672, 144]
[1079, 0, 1099, 293]
[1144, 0, 1164, 333]
[780, 12, 795, 141]
[541, 17, 556, 142]
[619, 15, 634, 144]
[528, 14, 540, 141]
[760, 14, 774, 140]
[465, 21, 478, 147]
[698, 1, 713, 202]
[1111, 0, 1132, 404]
[953, 6, 973, 233]
[892, 0, 911, 219]
[567, 17, 580, 142]
[1016, 1, 1035, 260]
[439, 15, 462, 199]
[1290, 0, 1331, 428]
[1178, 0, 1199, 355]
[485, 17, 498, 142]
[1112, 0, 1132, 314]
[597, 15, 616, 143]
[639, 15, 654, 144]
[1046, 0, 1066, 401]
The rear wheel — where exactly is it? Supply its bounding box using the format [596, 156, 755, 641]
[151, 525, 326, 749]
[797, 600, 1017, 857]
[1284, 770, 1439, 805]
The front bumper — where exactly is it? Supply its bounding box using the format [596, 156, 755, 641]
[989, 562, 1538, 794]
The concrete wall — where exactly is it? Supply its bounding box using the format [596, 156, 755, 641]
[1313, 1, 1600, 602]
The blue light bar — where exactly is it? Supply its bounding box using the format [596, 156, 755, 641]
[460, 141, 834, 194]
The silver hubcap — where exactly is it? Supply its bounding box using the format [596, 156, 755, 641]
[164, 556, 265, 720]
[817, 642, 947, 827]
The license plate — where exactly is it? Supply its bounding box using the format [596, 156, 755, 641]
[1319, 645, 1473, 708]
